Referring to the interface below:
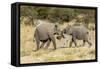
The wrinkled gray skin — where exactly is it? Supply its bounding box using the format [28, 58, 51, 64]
[62, 25, 92, 47]
[34, 23, 62, 51]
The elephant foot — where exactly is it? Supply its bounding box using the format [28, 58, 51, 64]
[52, 48, 56, 50]
[69, 45, 73, 48]
[76, 45, 81, 47]
[72, 46, 76, 48]
[70, 45, 77, 48]
[79, 45, 82, 47]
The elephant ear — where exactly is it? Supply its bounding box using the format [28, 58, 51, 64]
[64, 25, 71, 35]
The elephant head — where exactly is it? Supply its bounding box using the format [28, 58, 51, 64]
[56, 25, 72, 40]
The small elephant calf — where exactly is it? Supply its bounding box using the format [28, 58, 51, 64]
[62, 25, 92, 47]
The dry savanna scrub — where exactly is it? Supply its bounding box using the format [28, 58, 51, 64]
[20, 22, 95, 64]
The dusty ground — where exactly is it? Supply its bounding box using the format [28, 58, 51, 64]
[20, 22, 96, 64]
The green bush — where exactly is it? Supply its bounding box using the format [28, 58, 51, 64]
[20, 6, 96, 25]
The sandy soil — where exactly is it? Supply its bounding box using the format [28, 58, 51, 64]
[20, 22, 96, 64]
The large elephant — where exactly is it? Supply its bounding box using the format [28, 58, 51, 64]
[34, 22, 62, 51]
[60, 25, 92, 47]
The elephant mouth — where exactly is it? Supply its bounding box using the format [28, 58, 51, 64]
[56, 36, 62, 40]
[54, 32, 59, 35]
[56, 34, 65, 40]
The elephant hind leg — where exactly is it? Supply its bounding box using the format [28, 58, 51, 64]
[35, 37, 40, 51]
[40, 41, 46, 49]
[45, 39, 51, 49]
[34, 35, 40, 51]
[40, 39, 48, 49]
[34, 29, 40, 51]
[69, 38, 77, 47]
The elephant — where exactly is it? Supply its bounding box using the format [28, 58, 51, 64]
[34, 22, 62, 51]
[60, 25, 92, 47]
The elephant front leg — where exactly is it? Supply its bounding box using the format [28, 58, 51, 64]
[69, 40, 73, 47]
[83, 40, 86, 46]
[51, 37, 56, 50]
[69, 37, 77, 47]
[48, 33, 56, 50]
[52, 39, 56, 50]
[72, 37, 77, 47]
[50, 36, 56, 50]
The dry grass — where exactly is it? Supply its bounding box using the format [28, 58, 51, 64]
[20, 22, 96, 64]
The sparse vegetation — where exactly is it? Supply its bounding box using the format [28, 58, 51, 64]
[20, 6, 96, 29]
[20, 23, 95, 64]
[20, 6, 96, 64]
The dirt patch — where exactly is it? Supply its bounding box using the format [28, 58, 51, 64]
[20, 23, 96, 64]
